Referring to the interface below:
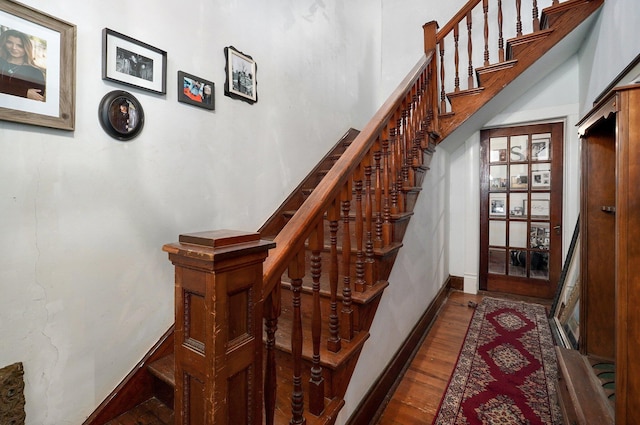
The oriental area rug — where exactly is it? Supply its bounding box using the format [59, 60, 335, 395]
[432, 297, 561, 425]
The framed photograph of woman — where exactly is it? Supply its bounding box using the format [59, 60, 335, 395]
[224, 46, 257, 104]
[102, 28, 167, 95]
[0, 1, 76, 130]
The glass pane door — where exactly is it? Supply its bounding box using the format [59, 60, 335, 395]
[480, 123, 563, 299]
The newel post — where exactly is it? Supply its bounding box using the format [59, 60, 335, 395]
[423, 20, 440, 134]
[163, 230, 275, 425]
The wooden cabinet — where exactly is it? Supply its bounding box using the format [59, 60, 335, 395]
[557, 85, 640, 425]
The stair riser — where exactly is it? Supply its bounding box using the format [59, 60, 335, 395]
[273, 341, 363, 403]
[280, 284, 380, 336]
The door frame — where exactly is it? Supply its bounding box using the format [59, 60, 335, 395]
[479, 122, 564, 299]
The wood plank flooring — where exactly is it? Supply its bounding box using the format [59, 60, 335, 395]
[376, 290, 551, 425]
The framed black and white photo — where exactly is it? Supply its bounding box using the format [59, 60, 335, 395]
[224, 46, 257, 103]
[102, 28, 166, 94]
[531, 170, 551, 189]
[0, 1, 76, 130]
[178, 71, 214, 110]
[98, 90, 144, 141]
[532, 138, 550, 161]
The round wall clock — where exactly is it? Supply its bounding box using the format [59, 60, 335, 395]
[98, 90, 145, 141]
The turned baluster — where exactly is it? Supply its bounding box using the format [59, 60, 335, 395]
[308, 223, 325, 415]
[454, 22, 460, 92]
[439, 40, 446, 112]
[326, 199, 341, 353]
[467, 11, 474, 89]
[498, 0, 505, 62]
[381, 131, 393, 246]
[483, 0, 490, 66]
[288, 252, 306, 425]
[364, 160, 377, 287]
[407, 93, 418, 187]
[389, 124, 399, 216]
[340, 182, 354, 341]
[373, 148, 384, 249]
[264, 287, 280, 425]
[516, 0, 523, 37]
[354, 167, 366, 293]
[532, 0, 540, 31]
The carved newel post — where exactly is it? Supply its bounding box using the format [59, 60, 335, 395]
[163, 230, 275, 425]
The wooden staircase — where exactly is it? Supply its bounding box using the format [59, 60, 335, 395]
[83, 0, 604, 424]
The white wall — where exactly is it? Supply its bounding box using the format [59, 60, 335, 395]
[578, 0, 640, 115]
[447, 54, 582, 292]
[0, 1, 382, 423]
[338, 147, 449, 424]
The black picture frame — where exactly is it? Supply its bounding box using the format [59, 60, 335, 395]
[0, 1, 76, 130]
[177, 71, 214, 110]
[224, 46, 257, 104]
[98, 90, 144, 141]
[102, 28, 167, 95]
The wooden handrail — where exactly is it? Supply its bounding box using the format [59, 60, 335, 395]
[436, 0, 482, 41]
[261, 51, 435, 299]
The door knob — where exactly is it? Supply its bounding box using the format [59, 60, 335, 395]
[553, 225, 561, 235]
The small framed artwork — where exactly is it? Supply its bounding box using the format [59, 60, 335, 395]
[0, 1, 76, 130]
[98, 90, 144, 141]
[510, 175, 528, 190]
[530, 199, 550, 218]
[532, 138, 550, 161]
[224, 46, 257, 103]
[178, 71, 214, 110]
[102, 28, 167, 94]
[531, 170, 551, 189]
[490, 193, 506, 217]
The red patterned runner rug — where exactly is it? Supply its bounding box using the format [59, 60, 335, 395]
[432, 297, 561, 425]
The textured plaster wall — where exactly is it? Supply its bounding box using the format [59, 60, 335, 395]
[0, 1, 381, 423]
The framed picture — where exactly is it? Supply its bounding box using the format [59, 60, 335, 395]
[510, 175, 528, 190]
[531, 170, 550, 188]
[98, 90, 144, 141]
[0, 1, 76, 130]
[532, 138, 550, 161]
[490, 199, 506, 216]
[530, 199, 550, 218]
[224, 46, 257, 103]
[549, 218, 580, 349]
[177, 71, 214, 110]
[102, 28, 166, 94]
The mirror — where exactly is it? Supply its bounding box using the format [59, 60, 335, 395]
[549, 217, 580, 349]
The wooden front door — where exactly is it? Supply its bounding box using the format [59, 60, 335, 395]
[479, 122, 564, 298]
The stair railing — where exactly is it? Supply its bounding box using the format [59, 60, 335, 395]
[435, 0, 560, 114]
[261, 35, 439, 424]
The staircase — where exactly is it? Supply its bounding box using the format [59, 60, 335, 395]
[83, 0, 604, 424]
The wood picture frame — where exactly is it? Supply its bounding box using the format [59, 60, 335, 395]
[224, 45, 257, 104]
[102, 28, 167, 95]
[98, 90, 144, 141]
[549, 218, 580, 349]
[0, 1, 76, 130]
[177, 71, 214, 110]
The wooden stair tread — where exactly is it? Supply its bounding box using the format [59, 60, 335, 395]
[147, 353, 175, 387]
[104, 397, 174, 425]
[274, 316, 370, 370]
[555, 347, 614, 425]
[282, 279, 389, 306]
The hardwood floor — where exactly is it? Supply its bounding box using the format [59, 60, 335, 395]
[376, 290, 552, 424]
